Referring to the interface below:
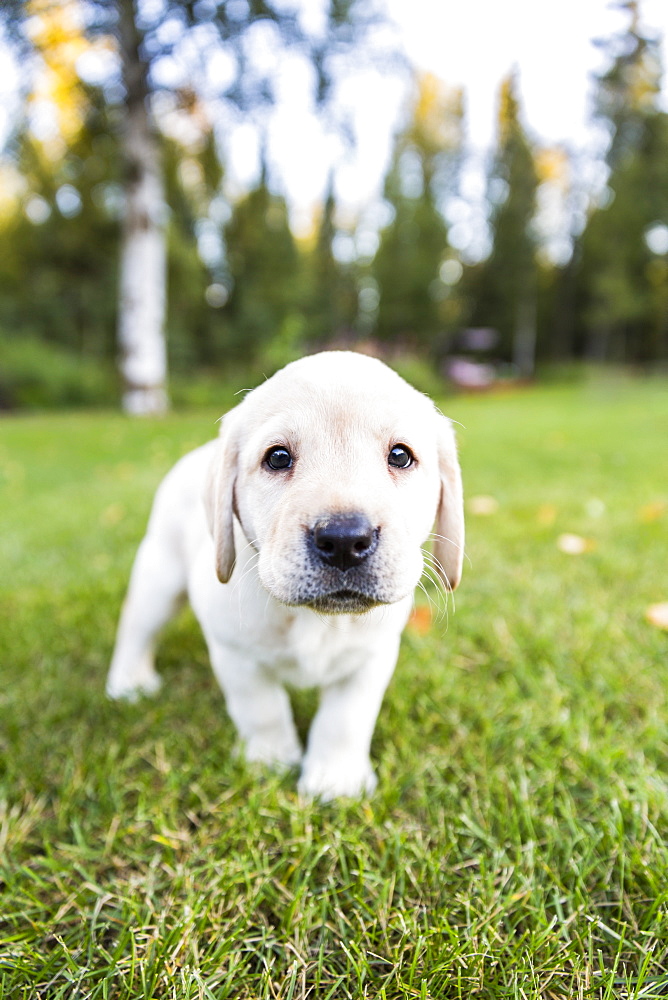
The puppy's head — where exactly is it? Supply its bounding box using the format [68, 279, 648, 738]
[205, 352, 464, 613]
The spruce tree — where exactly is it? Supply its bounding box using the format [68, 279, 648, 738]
[373, 74, 462, 351]
[467, 72, 538, 375]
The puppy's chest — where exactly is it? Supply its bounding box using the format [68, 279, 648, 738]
[255, 611, 367, 689]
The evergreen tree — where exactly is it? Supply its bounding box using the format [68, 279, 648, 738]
[0, 87, 121, 360]
[467, 71, 538, 374]
[303, 177, 358, 345]
[594, 0, 663, 168]
[575, 1, 668, 362]
[161, 104, 227, 370]
[223, 170, 302, 363]
[374, 74, 463, 350]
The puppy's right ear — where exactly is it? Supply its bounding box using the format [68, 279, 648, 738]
[203, 412, 239, 583]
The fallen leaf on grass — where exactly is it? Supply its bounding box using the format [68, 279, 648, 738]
[537, 504, 558, 526]
[100, 503, 126, 527]
[557, 533, 596, 555]
[646, 603, 668, 630]
[468, 495, 499, 516]
[408, 606, 432, 634]
[638, 501, 667, 523]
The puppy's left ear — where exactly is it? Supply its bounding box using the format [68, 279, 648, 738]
[203, 411, 239, 584]
[432, 415, 465, 592]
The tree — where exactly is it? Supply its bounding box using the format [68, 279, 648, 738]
[298, 175, 359, 347]
[223, 167, 302, 363]
[574, 1, 668, 362]
[593, 0, 662, 169]
[373, 73, 463, 350]
[2, 0, 392, 412]
[162, 113, 226, 371]
[466, 71, 538, 374]
[114, 0, 168, 413]
[0, 86, 121, 361]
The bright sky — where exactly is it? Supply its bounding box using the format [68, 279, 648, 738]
[390, 0, 668, 149]
[238, 0, 668, 235]
[3, 0, 668, 245]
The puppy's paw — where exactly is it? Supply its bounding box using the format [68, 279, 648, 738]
[242, 733, 303, 771]
[106, 669, 162, 702]
[297, 756, 377, 801]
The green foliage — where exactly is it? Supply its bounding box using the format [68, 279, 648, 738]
[593, 0, 663, 168]
[576, 112, 668, 362]
[1, 0, 668, 407]
[466, 72, 538, 368]
[0, 0, 388, 410]
[224, 176, 303, 361]
[385, 350, 448, 397]
[162, 136, 226, 371]
[0, 92, 121, 360]
[374, 76, 464, 350]
[2, 379, 668, 995]
[303, 180, 358, 343]
[569, 6, 668, 364]
[0, 332, 116, 409]
[374, 185, 450, 347]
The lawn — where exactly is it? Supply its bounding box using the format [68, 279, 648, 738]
[1, 371, 668, 999]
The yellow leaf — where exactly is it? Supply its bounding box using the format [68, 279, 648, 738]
[537, 504, 557, 526]
[151, 834, 181, 849]
[535, 146, 569, 187]
[27, 0, 112, 151]
[646, 603, 668, 630]
[100, 503, 125, 527]
[638, 501, 667, 523]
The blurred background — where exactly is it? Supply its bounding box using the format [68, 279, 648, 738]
[0, 0, 667, 413]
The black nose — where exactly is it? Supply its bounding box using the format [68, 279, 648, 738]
[311, 514, 379, 571]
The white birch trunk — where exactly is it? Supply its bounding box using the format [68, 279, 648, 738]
[117, 0, 169, 415]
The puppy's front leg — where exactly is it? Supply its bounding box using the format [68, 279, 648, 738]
[298, 639, 400, 801]
[208, 649, 303, 770]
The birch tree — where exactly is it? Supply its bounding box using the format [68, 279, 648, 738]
[115, 0, 167, 414]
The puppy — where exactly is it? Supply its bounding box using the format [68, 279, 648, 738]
[106, 351, 464, 799]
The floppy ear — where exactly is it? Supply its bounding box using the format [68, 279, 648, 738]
[203, 412, 239, 584]
[432, 415, 465, 592]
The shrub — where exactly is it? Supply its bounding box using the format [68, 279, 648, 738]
[0, 333, 117, 410]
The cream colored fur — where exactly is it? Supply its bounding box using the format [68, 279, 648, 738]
[106, 351, 464, 799]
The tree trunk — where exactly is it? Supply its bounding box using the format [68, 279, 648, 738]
[513, 295, 537, 377]
[116, 0, 168, 415]
[586, 323, 611, 361]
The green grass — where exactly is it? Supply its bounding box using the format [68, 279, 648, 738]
[1, 372, 668, 998]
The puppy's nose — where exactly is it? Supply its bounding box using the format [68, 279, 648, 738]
[311, 514, 378, 571]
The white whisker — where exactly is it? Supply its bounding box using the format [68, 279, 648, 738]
[423, 549, 455, 597]
[415, 580, 441, 623]
[420, 571, 449, 625]
[420, 546, 455, 624]
[427, 531, 472, 569]
[230, 546, 261, 598]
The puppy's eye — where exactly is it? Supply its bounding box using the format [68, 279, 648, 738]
[388, 445, 414, 469]
[265, 446, 293, 471]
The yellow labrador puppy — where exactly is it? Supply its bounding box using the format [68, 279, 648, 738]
[107, 352, 464, 799]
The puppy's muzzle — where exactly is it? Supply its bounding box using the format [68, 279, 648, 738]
[310, 513, 379, 571]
